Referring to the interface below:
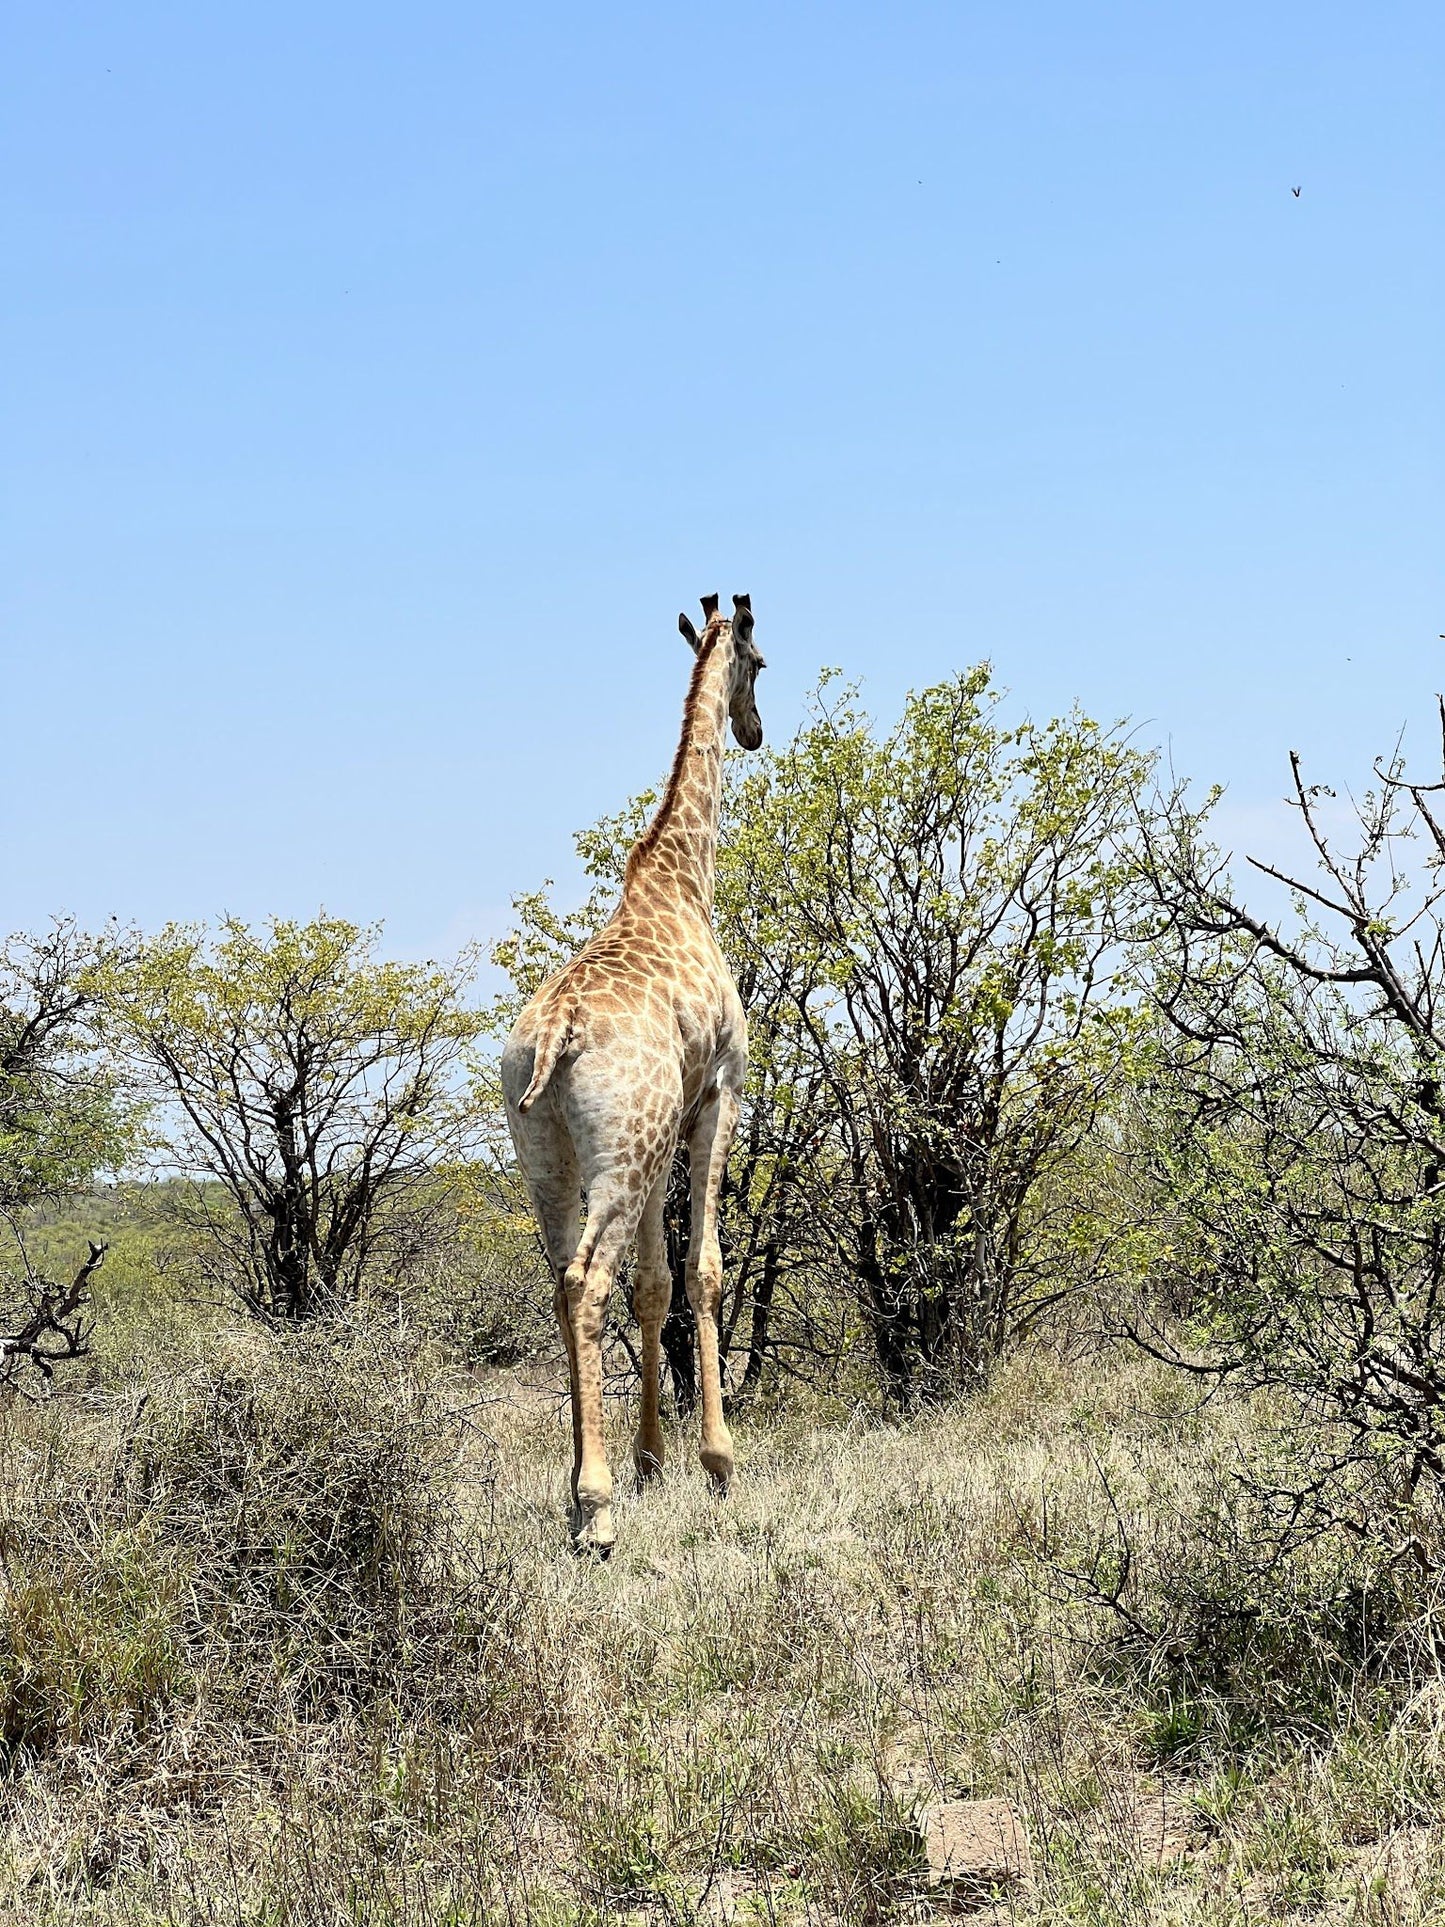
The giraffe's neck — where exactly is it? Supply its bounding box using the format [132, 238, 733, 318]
[624, 629, 732, 916]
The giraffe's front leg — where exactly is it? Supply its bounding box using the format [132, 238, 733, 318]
[686, 1087, 740, 1492]
[552, 1282, 583, 1504]
[631, 1169, 672, 1483]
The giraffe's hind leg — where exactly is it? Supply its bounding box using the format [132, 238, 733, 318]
[558, 1055, 680, 1552]
[510, 1123, 585, 1505]
[561, 1175, 655, 1554]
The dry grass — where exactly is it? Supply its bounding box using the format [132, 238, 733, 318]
[0, 1322, 1440, 1925]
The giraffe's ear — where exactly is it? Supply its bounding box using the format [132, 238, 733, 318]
[679, 612, 701, 652]
[700, 593, 720, 623]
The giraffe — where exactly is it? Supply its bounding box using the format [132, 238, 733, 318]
[501, 593, 766, 1553]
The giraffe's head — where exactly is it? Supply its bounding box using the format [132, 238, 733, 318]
[677, 593, 766, 750]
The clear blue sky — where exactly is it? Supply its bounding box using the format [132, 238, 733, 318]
[5, 2, 1441, 961]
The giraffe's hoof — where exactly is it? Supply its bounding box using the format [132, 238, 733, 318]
[632, 1433, 665, 1483]
[700, 1441, 734, 1494]
[571, 1501, 617, 1557]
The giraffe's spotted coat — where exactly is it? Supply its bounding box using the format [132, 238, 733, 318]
[501, 595, 765, 1551]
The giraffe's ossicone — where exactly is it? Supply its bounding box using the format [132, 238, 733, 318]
[501, 593, 767, 1553]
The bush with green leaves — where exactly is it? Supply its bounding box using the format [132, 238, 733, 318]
[0, 921, 139, 1398]
[1136, 713, 1445, 1560]
[0, 920, 137, 1221]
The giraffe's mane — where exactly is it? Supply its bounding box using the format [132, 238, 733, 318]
[624, 620, 726, 885]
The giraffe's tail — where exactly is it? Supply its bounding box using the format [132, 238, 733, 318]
[516, 997, 575, 1114]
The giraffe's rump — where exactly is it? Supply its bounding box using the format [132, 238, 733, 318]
[511, 992, 576, 1114]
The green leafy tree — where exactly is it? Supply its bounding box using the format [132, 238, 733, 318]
[495, 666, 1159, 1406]
[104, 916, 485, 1320]
[754, 670, 1157, 1401]
[0, 919, 137, 1219]
[0, 920, 135, 1395]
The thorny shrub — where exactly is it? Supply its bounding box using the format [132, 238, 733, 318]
[1027, 1430, 1445, 1759]
[0, 1329, 525, 1777]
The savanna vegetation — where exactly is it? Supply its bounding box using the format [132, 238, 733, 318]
[2, 664, 1442, 1924]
